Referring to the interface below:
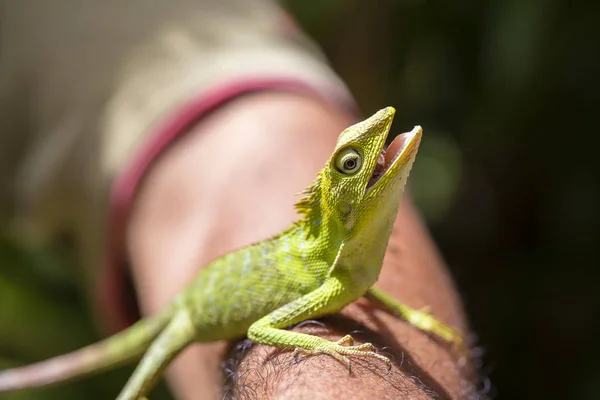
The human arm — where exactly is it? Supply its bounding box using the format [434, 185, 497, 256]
[127, 92, 474, 399]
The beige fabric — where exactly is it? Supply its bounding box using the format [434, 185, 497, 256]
[0, 1, 353, 293]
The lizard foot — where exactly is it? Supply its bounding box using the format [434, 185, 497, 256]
[293, 335, 391, 373]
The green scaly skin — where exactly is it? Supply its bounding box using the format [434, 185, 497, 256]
[0, 107, 462, 399]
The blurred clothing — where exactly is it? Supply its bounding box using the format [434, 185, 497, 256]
[0, 0, 354, 331]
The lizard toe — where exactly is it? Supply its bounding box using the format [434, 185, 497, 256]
[309, 336, 392, 372]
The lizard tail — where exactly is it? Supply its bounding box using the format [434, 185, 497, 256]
[0, 307, 173, 394]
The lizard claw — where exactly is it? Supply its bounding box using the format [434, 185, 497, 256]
[293, 335, 391, 373]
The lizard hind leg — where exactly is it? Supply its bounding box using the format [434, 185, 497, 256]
[116, 311, 196, 400]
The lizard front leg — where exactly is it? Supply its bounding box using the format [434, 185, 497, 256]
[247, 278, 390, 371]
[366, 286, 463, 345]
[116, 311, 195, 400]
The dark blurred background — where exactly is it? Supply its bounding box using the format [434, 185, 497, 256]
[1, 1, 599, 399]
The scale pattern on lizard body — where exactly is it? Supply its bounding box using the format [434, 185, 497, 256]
[179, 222, 340, 341]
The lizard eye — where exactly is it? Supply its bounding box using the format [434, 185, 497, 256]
[335, 148, 362, 174]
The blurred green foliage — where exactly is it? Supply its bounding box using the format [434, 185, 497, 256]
[287, 0, 600, 399]
[1, 1, 598, 399]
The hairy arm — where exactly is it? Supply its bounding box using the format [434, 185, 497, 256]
[228, 199, 475, 400]
[127, 92, 476, 399]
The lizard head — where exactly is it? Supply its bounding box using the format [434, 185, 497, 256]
[296, 107, 422, 240]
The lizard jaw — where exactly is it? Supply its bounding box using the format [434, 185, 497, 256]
[365, 125, 423, 193]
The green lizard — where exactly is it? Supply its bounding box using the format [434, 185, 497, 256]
[0, 107, 462, 399]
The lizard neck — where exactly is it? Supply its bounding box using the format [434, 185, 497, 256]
[333, 180, 410, 292]
[278, 204, 346, 282]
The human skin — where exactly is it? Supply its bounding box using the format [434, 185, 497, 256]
[126, 92, 473, 399]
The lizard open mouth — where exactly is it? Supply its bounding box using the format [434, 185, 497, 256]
[365, 126, 421, 192]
